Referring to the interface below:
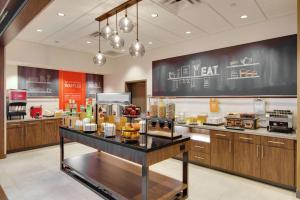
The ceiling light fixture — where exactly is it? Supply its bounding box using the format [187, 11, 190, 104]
[240, 15, 248, 19]
[129, 0, 145, 57]
[151, 13, 158, 18]
[93, 21, 106, 66]
[36, 29, 43, 32]
[148, 41, 153, 45]
[57, 12, 65, 17]
[119, 8, 134, 33]
[86, 41, 92, 44]
[185, 31, 191, 34]
[109, 11, 125, 49]
[101, 17, 114, 40]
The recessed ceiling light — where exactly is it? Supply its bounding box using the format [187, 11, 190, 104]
[148, 41, 153, 45]
[185, 31, 191, 34]
[57, 12, 65, 17]
[151, 13, 158, 18]
[36, 29, 43, 32]
[86, 41, 92, 44]
[240, 15, 248, 19]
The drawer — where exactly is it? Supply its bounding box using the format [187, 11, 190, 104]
[7, 122, 23, 129]
[211, 130, 233, 140]
[190, 151, 210, 166]
[234, 133, 261, 144]
[261, 136, 295, 150]
[191, 140, 210, 154]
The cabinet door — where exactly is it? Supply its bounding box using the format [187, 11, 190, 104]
[42, 119, 59, 145]
[7, 123, 25, 152]
[234, 142, 260, 178]
[211, 137, 233, 171]
[25, 121, 42, 148]
[261, 145, 295, 187]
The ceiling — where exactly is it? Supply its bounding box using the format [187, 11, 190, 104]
[16, 0, 296, 58]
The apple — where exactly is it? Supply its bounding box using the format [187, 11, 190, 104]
[130, 110, 136, 116]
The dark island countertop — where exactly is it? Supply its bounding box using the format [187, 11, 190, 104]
[59, 126, 190, 153]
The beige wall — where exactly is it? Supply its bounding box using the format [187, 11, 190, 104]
[5, 40, 115, 115]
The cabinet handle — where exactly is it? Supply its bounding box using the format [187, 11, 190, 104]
[27, 122, 39, 125]
[194, 156, 205, 160]
[261, 145, 264, 158]
[216, 133, 226, 137]
[194, 145, 205, 149]
[240, 137, 253, 141]
[256, 145, 259, 158]
[268, 141, 284, 145]
[229, 141, 232, 153]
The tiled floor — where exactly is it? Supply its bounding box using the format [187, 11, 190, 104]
[0, 143, 297, 200]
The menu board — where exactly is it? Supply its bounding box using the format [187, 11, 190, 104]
[152, 35, 297, 97]
[18, 66, 59, 97]
[86, 73, 104, 98]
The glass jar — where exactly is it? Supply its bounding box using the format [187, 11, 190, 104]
[166, 98, 175, 120]
[149, 98, 158, 117]
[158, 98, 166, 118]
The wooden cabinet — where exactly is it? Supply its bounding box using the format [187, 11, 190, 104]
[190, 140, 210, 166]
[260, 137, 295, 187]
[7, 118, 62, 152]
[234, 134, 261, 178]
[7, 122, 25, 152]
[24, 121, 42, 148]
[42, 119, 59, 145]
[190, 151, 210, 166]
[210, 131, 233, 171]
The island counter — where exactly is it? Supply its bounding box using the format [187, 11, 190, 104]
[59, 127, 191, 200]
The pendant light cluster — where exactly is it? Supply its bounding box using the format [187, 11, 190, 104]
[93, 0, 145, 66]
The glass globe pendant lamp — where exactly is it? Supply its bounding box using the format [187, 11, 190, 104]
[101, 18, 114, 40]
[119, 8, 134, 33]
[129, 0, 145, 57]
[109, 11, 125, 49]
[93, 21, 106, 66]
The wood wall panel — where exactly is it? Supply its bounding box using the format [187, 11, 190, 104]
[0, 46, 4, 159]
[297, 0, 300, 197]
[0, 0, 53, 46]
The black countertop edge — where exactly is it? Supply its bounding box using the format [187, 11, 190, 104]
[59, 126, 191, 153]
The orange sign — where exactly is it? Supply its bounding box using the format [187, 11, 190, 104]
[59, 71, 86, 111]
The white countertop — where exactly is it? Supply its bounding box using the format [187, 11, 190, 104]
[175, 124, 297, 140]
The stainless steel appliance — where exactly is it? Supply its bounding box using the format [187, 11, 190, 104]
[266, 110, 293, 133]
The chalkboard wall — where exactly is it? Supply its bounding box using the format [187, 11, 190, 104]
[152, 35, 297, 97]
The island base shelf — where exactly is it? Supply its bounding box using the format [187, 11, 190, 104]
[62, 152, 187, 200]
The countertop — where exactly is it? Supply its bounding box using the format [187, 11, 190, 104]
[7, 116, 62, 123]
[175, 124, 297, 140]
[60, 126, 190, 153]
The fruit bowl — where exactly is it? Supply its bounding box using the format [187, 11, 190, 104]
[122, 104, 141, 117]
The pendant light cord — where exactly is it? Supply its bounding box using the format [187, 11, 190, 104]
[98, 21, 101, 53]
[115, 11, 118, 33]
[136, 0, 139, 41]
